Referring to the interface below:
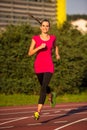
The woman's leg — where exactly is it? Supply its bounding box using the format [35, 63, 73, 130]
[36, 73, 43, 113]
[36, 72, 52, 113]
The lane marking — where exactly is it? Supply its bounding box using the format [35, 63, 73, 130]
[0, 109, 69, 116]
[0, 116, 30, 126]
[54, 111, 60, 113]
[0, 108, 75, 116]
[0, 107, 87, 116]
[0, 111, 34, 116]
[28, 123, 42, 126]
[27, 121, 68, 127]
[0, 105, 87, 116]
[42, 113, 50, 115]
[0, 111, 87, 123]
[42, 113, 63, 117]
[0, 117, 20, 121]
[0, 126, 14, 129]
[0, 116, 30, 121]
[54, 118, 87, 130]
[54, 120, 68, 124]
[0, 108, 61, 116]
[0, 106, 51, 111]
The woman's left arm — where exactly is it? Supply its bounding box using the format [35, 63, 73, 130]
[55, 45, 60, 60]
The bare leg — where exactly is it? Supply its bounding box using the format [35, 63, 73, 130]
[37, 104, 43, 113]
[48, 93, 52, 100]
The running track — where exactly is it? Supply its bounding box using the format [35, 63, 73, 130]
[0, 102, 87, 130]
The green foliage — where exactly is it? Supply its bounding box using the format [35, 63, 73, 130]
[50, 23, 87, 94]
[0, 23, 87, 95]
[0, 24, 40, 94]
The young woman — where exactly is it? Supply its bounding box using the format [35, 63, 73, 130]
[28, 19, 60, 120]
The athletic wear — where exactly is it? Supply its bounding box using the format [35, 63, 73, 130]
[32, 35, 56, 73]
[34, 112, 40, 120]
[36, 72, 52, 104]
[32, 35, 56, 107]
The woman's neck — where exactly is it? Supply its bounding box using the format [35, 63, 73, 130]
[40, 33, 50, 41]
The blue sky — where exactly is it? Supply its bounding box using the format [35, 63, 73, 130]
[66, 0, 87, 14]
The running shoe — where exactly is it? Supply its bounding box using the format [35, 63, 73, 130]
[34, 112, 40, 120]
[51, 92, 56, 107]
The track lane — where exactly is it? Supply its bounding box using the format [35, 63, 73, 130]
[0, 102, 87, 130]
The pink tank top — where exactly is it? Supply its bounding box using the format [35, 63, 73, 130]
[32, 35, 56, 73]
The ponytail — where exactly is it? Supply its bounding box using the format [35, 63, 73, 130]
[28, 13, 50, 26]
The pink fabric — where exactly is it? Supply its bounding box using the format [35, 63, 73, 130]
[32, 35, 56, 73]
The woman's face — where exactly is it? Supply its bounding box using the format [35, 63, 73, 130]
[40, 21, 50, 33]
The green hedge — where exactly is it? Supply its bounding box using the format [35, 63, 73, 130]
[0, 23, 87, 94]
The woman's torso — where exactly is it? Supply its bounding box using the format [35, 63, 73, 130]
[32, 35, 56, 73]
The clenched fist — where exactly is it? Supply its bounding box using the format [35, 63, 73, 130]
[40, 43, 46, 49]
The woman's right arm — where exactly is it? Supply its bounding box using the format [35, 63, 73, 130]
[28, 39, 46, 56]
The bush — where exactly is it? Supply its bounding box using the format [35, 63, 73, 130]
[0, 23, 87, 95]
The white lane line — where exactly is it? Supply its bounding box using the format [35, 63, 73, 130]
[42, 113, 63, 117]
[27, 121, 68, 127]
[42, 113, 50, 115]
[0, 109, 68, 116]
[0, 111, 87, 123]
[0, 117, 17, 121]
[0, 116, 30, 126]
[0, 111, 87, 122]
[54, 120, 68, 124]
[54, 118, 87, 130]
[0, 109, 59, 116]
[28, 123, 42, 126]
[0, 113, 63, 125]
[0, 107, 36, 111]
[54, 111, 60, 113]
[42, 111, 87, 118]
[0, 111, 34, 116]
[0, 108, 73, 116]
[0, 126, 14, 129]
[43, 108, 74, 112]
[0, 105, 53, 111]
[0, 116, 29, 121]
[1, 104, 87, 116]
[0, 107, 86, 116]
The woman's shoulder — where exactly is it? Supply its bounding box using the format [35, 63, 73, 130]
[50, 35, 56, 40]
[32, 35, 39, 40]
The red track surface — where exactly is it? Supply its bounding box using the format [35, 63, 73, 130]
[0, 102, 87, 130]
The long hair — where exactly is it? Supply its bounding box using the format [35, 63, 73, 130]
[28, 13, 50, 26]
[28, 13, 41, 24]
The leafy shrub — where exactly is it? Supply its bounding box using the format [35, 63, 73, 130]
[0, 23, 87, 95]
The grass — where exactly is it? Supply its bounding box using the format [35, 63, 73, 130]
[0, 94, 39, 106]
[0, 92, 87, 107]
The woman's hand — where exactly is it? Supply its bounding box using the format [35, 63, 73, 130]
[55, 46, 60, 60]
[28, 40, 46, 56]
[40, 43, 46, 49]
[56, 54, 60, 60]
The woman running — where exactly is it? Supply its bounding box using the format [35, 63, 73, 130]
[28, 19, 60, 120]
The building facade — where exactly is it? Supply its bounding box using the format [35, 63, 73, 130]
[0, 0, 56, 27]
